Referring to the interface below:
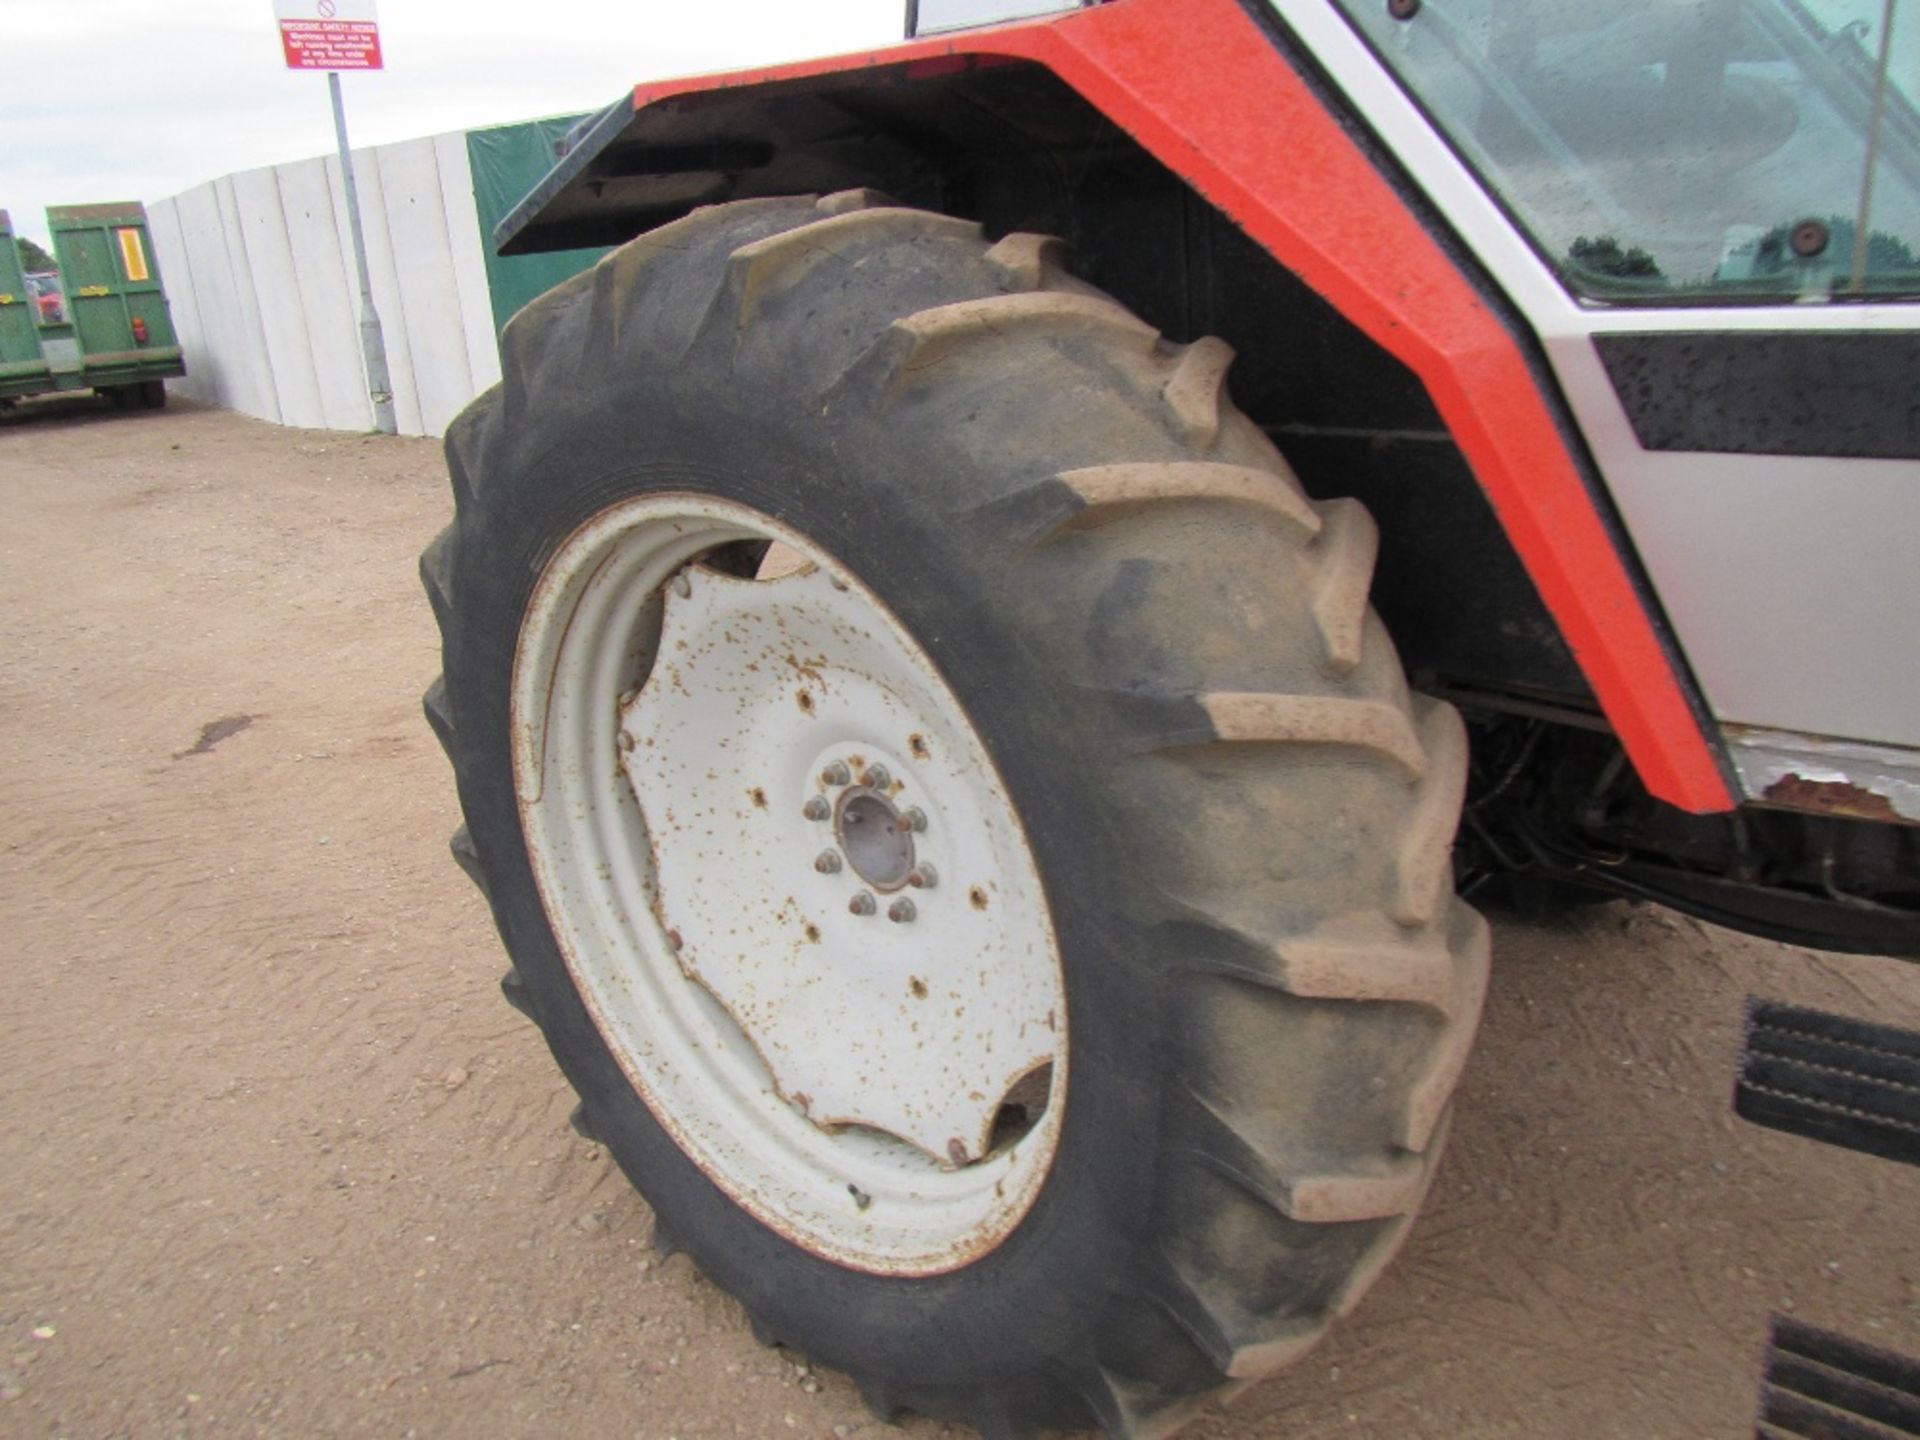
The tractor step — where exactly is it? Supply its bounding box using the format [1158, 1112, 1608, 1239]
[1736, 999, 1920, 1168]
[1758, 1316, 1920, 1438]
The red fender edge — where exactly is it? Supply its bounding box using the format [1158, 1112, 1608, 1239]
[629, 0, 1737, 814]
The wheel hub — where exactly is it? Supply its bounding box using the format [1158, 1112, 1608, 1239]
[833, 786, 915, 892]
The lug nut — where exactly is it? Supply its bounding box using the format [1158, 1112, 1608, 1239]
[821, 761, 851, 787]
[908, 864, 937, 890]
[888, 898, 917, 924]
[671, 572, 692, 598]
[848, 891, 876, 917]
[863, 764, 891, 790]
[904, 807, 928, 833]
[803, 796, 830, 822]
[814, 850, 842, 874]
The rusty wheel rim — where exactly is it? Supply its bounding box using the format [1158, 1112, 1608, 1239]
[510, 494, 1068, 1274]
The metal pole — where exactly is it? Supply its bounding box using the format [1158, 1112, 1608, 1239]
[1847, 0, 1899, 294]
[329, 69, 396, 434]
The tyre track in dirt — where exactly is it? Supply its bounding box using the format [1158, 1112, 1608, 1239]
[0, 396, 1917, 1439]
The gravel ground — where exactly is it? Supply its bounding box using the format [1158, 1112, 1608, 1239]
[2, 393, 1917, 1439]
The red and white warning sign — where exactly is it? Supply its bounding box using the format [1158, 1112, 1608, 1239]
[274, 0, 383, 71]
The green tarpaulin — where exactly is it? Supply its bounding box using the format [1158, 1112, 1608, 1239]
[466, 113, 611, 339]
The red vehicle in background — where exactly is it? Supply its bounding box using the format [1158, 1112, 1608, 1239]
[26, 273, 64, 325]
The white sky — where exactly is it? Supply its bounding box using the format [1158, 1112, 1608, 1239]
[2, 0, 904, 249]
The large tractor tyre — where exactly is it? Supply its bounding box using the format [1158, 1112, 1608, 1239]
[422, 193, 1489, 1439]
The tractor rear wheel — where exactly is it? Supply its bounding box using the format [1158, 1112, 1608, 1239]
[422, 193, 1488, 1438]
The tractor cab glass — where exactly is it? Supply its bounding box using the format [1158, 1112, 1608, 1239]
[1331, 0, 1920, 303]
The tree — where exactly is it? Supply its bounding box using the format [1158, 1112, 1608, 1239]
[1569, 234, 1662, 280]
[16, 237, 56, 273]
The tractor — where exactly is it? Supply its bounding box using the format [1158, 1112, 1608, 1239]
[420, 0, 1920, 1433]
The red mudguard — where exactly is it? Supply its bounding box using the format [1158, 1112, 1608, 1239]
[626, 0, 1736, 813]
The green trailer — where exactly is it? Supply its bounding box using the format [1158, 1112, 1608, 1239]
[0, 201, 185, 410]
[0, 208, 53, 401]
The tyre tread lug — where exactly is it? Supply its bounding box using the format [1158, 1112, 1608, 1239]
[1079, 1365, 1216, 1440]
[421, 676, 454, 762]
[983, 230, 1070, 290]
[815, 187, 899, 215]
[1332, 1107, 1454, 1318]
[419, 527, 455, 633]
[1391, 698, 1470, 927]
[1176, 1083, 1430, 1223]
[1160, 336, 1234, 448]
[1049, 461, 1321, 541]
[442, 388, 495, 508]
[1199, 691, 1428, 778]
[860, 291, 1157, 398]
[448, 823, 487, 896]
[1399, 909, 1490, 1151]
[1307, 497, 1379, 676]
[724, 208, 980, 325]
[499, 966, 533, 1020]
[1233, 908, 1458, 1014]
[1149, 1260, 1325, 1382]
[567, 1101, 601, 1144]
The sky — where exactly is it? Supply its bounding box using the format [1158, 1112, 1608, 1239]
[2, 0, 904, 249]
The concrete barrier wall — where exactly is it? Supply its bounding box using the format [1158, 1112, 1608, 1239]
[150, 129, 504, 438]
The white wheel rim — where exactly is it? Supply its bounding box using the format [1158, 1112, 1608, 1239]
[511, 495, 1068, 1275]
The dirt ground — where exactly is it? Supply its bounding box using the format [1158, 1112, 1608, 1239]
[2, 395, 1917, 1440]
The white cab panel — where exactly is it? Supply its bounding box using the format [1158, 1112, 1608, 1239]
[1271, 0, 1920, 772]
